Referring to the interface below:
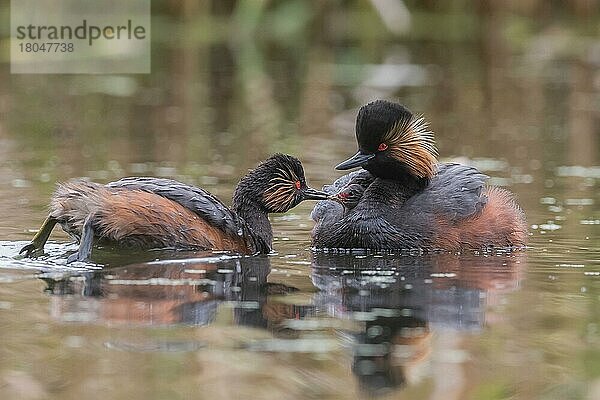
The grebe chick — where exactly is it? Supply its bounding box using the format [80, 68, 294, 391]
[312, 100, 527, 251]
[332, 183, 367, 211]
[21, 154, 327, 263]
[310, 169, 374, 231]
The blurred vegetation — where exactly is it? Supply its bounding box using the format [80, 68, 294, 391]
[1, 1, 598, 173]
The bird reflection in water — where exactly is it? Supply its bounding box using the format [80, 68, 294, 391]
[311, 252, 525, 397]
[40, 251, 524, 397]
[41, 254, 308, 330]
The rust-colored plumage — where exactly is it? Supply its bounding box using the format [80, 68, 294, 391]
[433, 187, 528, 250]
[51, 181, 249, 253]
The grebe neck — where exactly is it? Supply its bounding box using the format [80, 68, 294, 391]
[233, 189, 273, 252]
[363, 161, 430, 191]
[364, 176, 426, 207]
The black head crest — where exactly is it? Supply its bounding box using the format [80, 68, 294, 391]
[356, 100, 438, 179]
[234, 154, 326, 214]
[261, 154, 305, 212]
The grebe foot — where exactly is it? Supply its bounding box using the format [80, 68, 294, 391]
[66, 216, 95, 264]
[19, 216, 58, 258]
[19, 242, 43, 257]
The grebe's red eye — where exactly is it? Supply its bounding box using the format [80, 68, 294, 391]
[294, 181, 301, 190]
[378, 143, 388, 151]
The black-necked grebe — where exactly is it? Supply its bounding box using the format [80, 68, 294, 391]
[312, 100, 527, 251]
[21, 154, 327, 263]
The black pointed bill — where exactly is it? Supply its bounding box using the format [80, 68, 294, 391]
[302, 187, 329, 201]
[335, 151, 375, 170]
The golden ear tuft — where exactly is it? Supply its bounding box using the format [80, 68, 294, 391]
[382, 114, 438, 178]
[262, 167, 299, 212]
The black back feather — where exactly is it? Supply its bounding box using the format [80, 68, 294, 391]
[403, 163, 488, 222]
[107, 177, 246, 241]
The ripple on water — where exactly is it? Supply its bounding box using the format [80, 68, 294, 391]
[0, 240, 95, 274]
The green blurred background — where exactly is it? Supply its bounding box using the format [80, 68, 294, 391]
[0, 1, 597, 220]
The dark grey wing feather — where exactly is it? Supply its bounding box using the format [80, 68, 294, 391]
[404, 163, 488, 221]
[107, 177, 245, 240]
